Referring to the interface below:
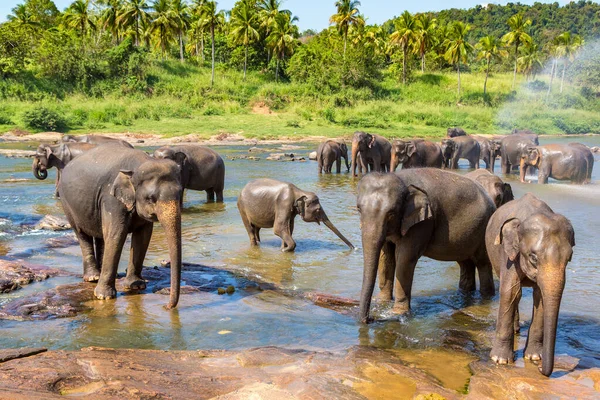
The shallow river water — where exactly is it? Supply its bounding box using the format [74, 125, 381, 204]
[0, 136, 599, 389]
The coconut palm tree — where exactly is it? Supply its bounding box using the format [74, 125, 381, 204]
[444, 21, 474, 98]
[199, 1, 226, 85]
[556, 32, 584, 93]
[546, 35, 561, 99]
[99, 0, 123, 44]
[389, 11, 417, 85]
[518, 42, 543, 81]
[190, 0, 206, 61]
[267, 12, 298, 81]
[476, 35, 507, 95]
[415, 14, 437, 73]
[258, 0, 292, 63]
[230, 0, 260, 80]
[63, 0, 96, 37]
[329, 0, 363, 57]
[150, 0, 176, 58]
[171, 0, 191, 63]
[502, 13, 532, 89]
[119, 0, 150, 46]
[8, 4, 40, 30]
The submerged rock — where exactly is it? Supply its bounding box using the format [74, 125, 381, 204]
[308, 151, 317, 160]
[34, 215, 71, 231]
[0, 260, 63, 294]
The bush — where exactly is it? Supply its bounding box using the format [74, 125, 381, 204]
[203, 104, 224, 116]
[22, 107, 66, 131]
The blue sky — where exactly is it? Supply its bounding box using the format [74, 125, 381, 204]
[1, 0, 570, 31]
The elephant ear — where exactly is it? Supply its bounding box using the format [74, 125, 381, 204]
[44, 145, 53, 159]
[401, 185, 432, 236]
[502, 183, 514, 204]
[173, 151, 187, 168]
[495, 218, 521, 262]
[294, 195, 307, 218]
[367, 134, 376, 148]
[406, 142, 417, 157]
[527, 147, 540, 167]
[111, 170, 136, 212]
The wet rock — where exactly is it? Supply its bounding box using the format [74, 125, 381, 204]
[217, 287, 226, 295]
[226, 285, 235, 294]
[248, 147, 261, 152]
[308, 151, 317, 160]
[248, 156, 260, 161]
[155, 285, 200, 295]
[304, 292, 359, 314]
[0, 260, 63, 294]
[0, 348, 47, 363]
[34, 215, 71, 231]
[45, 234, 78, 249]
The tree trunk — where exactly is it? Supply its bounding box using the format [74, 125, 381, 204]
[276, 56, 280, 82]
[512, 42, 519, 89]
[402, 46, 407, 85]
[343, 34, 347, 58]
[244, 44, 247, 80]
[484, 57, 490, 96]
[135, 17, 139, 47]
[560, 59, 567, 94]
[421, 52, 425, 73]
[457, 61, 461, 98]
[179, 31, 184, 63]
[201, 33, 205, 62]
[547, 59, 556, 100]
[211, 25, 215, 86]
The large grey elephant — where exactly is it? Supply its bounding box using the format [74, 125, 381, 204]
[153, 145, 225, 203]
[390, 139, 443, 171]
[32, 142, 97, 197]
[317, 140, 350, 173]
[440, 136, 480, 169]
[499, 135, 536, 174]
[356, 169, 496, 323]
[486, 193, 575, 376]
[466, 169, 514, 208]
[62, 134, 134, 148]
[350, 131, 392, 176]
[520, 143, 594, 184]
[447, 127, 467, 138]
[237, 179, 354, 252]
[473, 136, 501, 171]
[58, 146, 183, 308]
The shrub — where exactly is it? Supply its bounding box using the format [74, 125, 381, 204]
[22, 107, 66, 131]
[0, 108, 13, 125]
[321, 107, 336, 123]
[203, 104, 224, 116]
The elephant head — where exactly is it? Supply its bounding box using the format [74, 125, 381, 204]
[32, 144, 55, 180]
[520, 147, 541, 182]
[356, 173, 432, 323]
[339, 142, 350, 172]
[153, 147, 188, 183]
[294, 192, 354, 249]
[447, 127, 466, 137]
[494, 213, 575, 376]
[111, 159, 183, 309]
[61, 135, 77, 143]
[351, 131, 375, 176]
[391, 140, 416, 171]
[440, 139, 455, 168]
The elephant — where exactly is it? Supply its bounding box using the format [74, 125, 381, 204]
[390, 139, 443, 171]
[350, 131, 392, 176]
[32, 142, 97, 197]
[58, 146, 183, 308]
[356, 169, 496, 323]
[440, 136, 480, 169]
[486, 193, 575, 376]
[519, 143, 593, 184]
[499, 135, 536, 174]
[62, 134, 134, 148]
[447, 127, 467, 138]
[317, 140, 350, 174]
[465, 169, 514, 208]
[237, 178, 354, 252]
[567, 143, 595, 183]
[511, 129, 540, 145]
[473, 136, 501, 171]
[153, 145, 225, 203]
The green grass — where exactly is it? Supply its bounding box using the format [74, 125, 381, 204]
[1, 62, 599, 140]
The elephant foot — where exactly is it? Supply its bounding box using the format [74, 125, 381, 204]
[83, 270, 101, 283]
[123, 275, 147, 290]
[391, 301, 410, 315]
[94, 284, 117, 300]
[377, 291, 393, 302]
[524, 344, 543, 361]
[490, 343, 515, 365]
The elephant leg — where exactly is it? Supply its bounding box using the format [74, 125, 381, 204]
[76, 230, 101, 282]
[216, 188, 224, 203]
[274, 214, 296, 252]
[318, 159, 323, 174]
[524, 286, 544, 361]
[179, 189, 185, 207]
[239, 208, 258, 246]
[336, 158, 341, 174]
[490, 266, 522, 365]
[501, 159, 510, 174]
[377, 241, 396, 302]
[473, 248, 495, 296]
[206, 188, 216, 203]
[96, 221, 127, 300]
[55, 169, 61, 198]
[458, 260, 476, 292]
[94, 237, 104, 271]
[254, 227, 261, 244]
[514, 307, 521, 334]
[124, 224, 152, 290]
[473, 156, 479, 169]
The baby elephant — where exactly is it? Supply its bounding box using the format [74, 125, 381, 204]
[317, 140, 350, 174]
[486, 193, 575, 377]
[466, 170, 514, 208]
[238, 179, 354, 252]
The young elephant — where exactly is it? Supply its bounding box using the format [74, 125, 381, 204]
[473, 136, 501, 171]
[440, 136, 480, 169]
[486, 193, 575, 377]
[32, 142, 97, 197]
[499, 135, 536, 174]
[238, 179, 354, 252]
[520, 144, 593, 184]
[59, 146, 183, 308]
[356, 169, 496, 323]
[465, 170, 514, 208]
[62, 134, 134, 148]
[317, 140, 350, 173]
[153, 145, 225, 202]
[350, 131, 392, 176]
[390, 139, 443, 171]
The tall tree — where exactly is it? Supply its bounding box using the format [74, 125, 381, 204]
[190, 0, 206, 61]
[199, 0, 225, 85]
[150, 0, 176, 58]
[63, 0, 96, 37]
[258, 0, 291, 63]
[390, 11, 417, 85]
[266, 12, 298, 81]
[329, 0, 363, 57]
[502, 13, 532, 89]
[171, 0, 191, 63]
[556, 31, 583, 93]
[99, 0, 123, 44]
[119, 0, 150, 46]
[476, 35, 506, 95]
[8, 4, 40, 30]
[444, 21, 474, 98]
[518, 42, 543, 81]
[230, 0, 260, 80]
[415, 13, 437, 73]
[546, 35, 561, 99]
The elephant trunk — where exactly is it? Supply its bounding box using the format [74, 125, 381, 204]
[519, 158, 527, 183]
[540, 281, 564, 377]
[343, 154, 350, 172]
[359, 226, 385, 323]
[157, 200, 182, 309]
[321, 211, 354, 249]
[390, 151, 398, 172]
[351, 141, 359, 177]
[32, 158, 48, 180]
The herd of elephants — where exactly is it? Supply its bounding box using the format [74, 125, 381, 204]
[28, 128, 595, 378]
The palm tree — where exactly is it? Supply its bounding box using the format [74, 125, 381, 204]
[119, 0, 150, 46]
[150, 0, 176, 58]
[518, 42, 543, 81]
[556, 32, 584, 93]
[230, 0, 260, 80]
[389, 11, 417, 85]
[258, 0, 292, 63]
[329, 0, 364, 57]
[502, 13, 532, 89]
[267, 12, 298, 81]
[199, 1, 225, 85]
[444, 21, 474, 98]
[63, 0, 96, 37]
[546, 35, 561, 99]
[190, 0, 206, 61]
[415, 14, 437, 73]
[476, 35, 506, 95]
[99, 0, 123, 44]
[171, 0, 191, 63]
[8, 4, 40, 30]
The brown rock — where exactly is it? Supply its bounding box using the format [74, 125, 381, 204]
[34, 215, 71, 231]
[0, 348, 47, 363]
[0, 260, 63, 294]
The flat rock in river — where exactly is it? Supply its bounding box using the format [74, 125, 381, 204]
[0, 260, 63, 294]
[34, 215, 71, 231]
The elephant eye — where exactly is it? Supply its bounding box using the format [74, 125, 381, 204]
[529, 253, 538, 266]
[146, 194, 157, 203]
